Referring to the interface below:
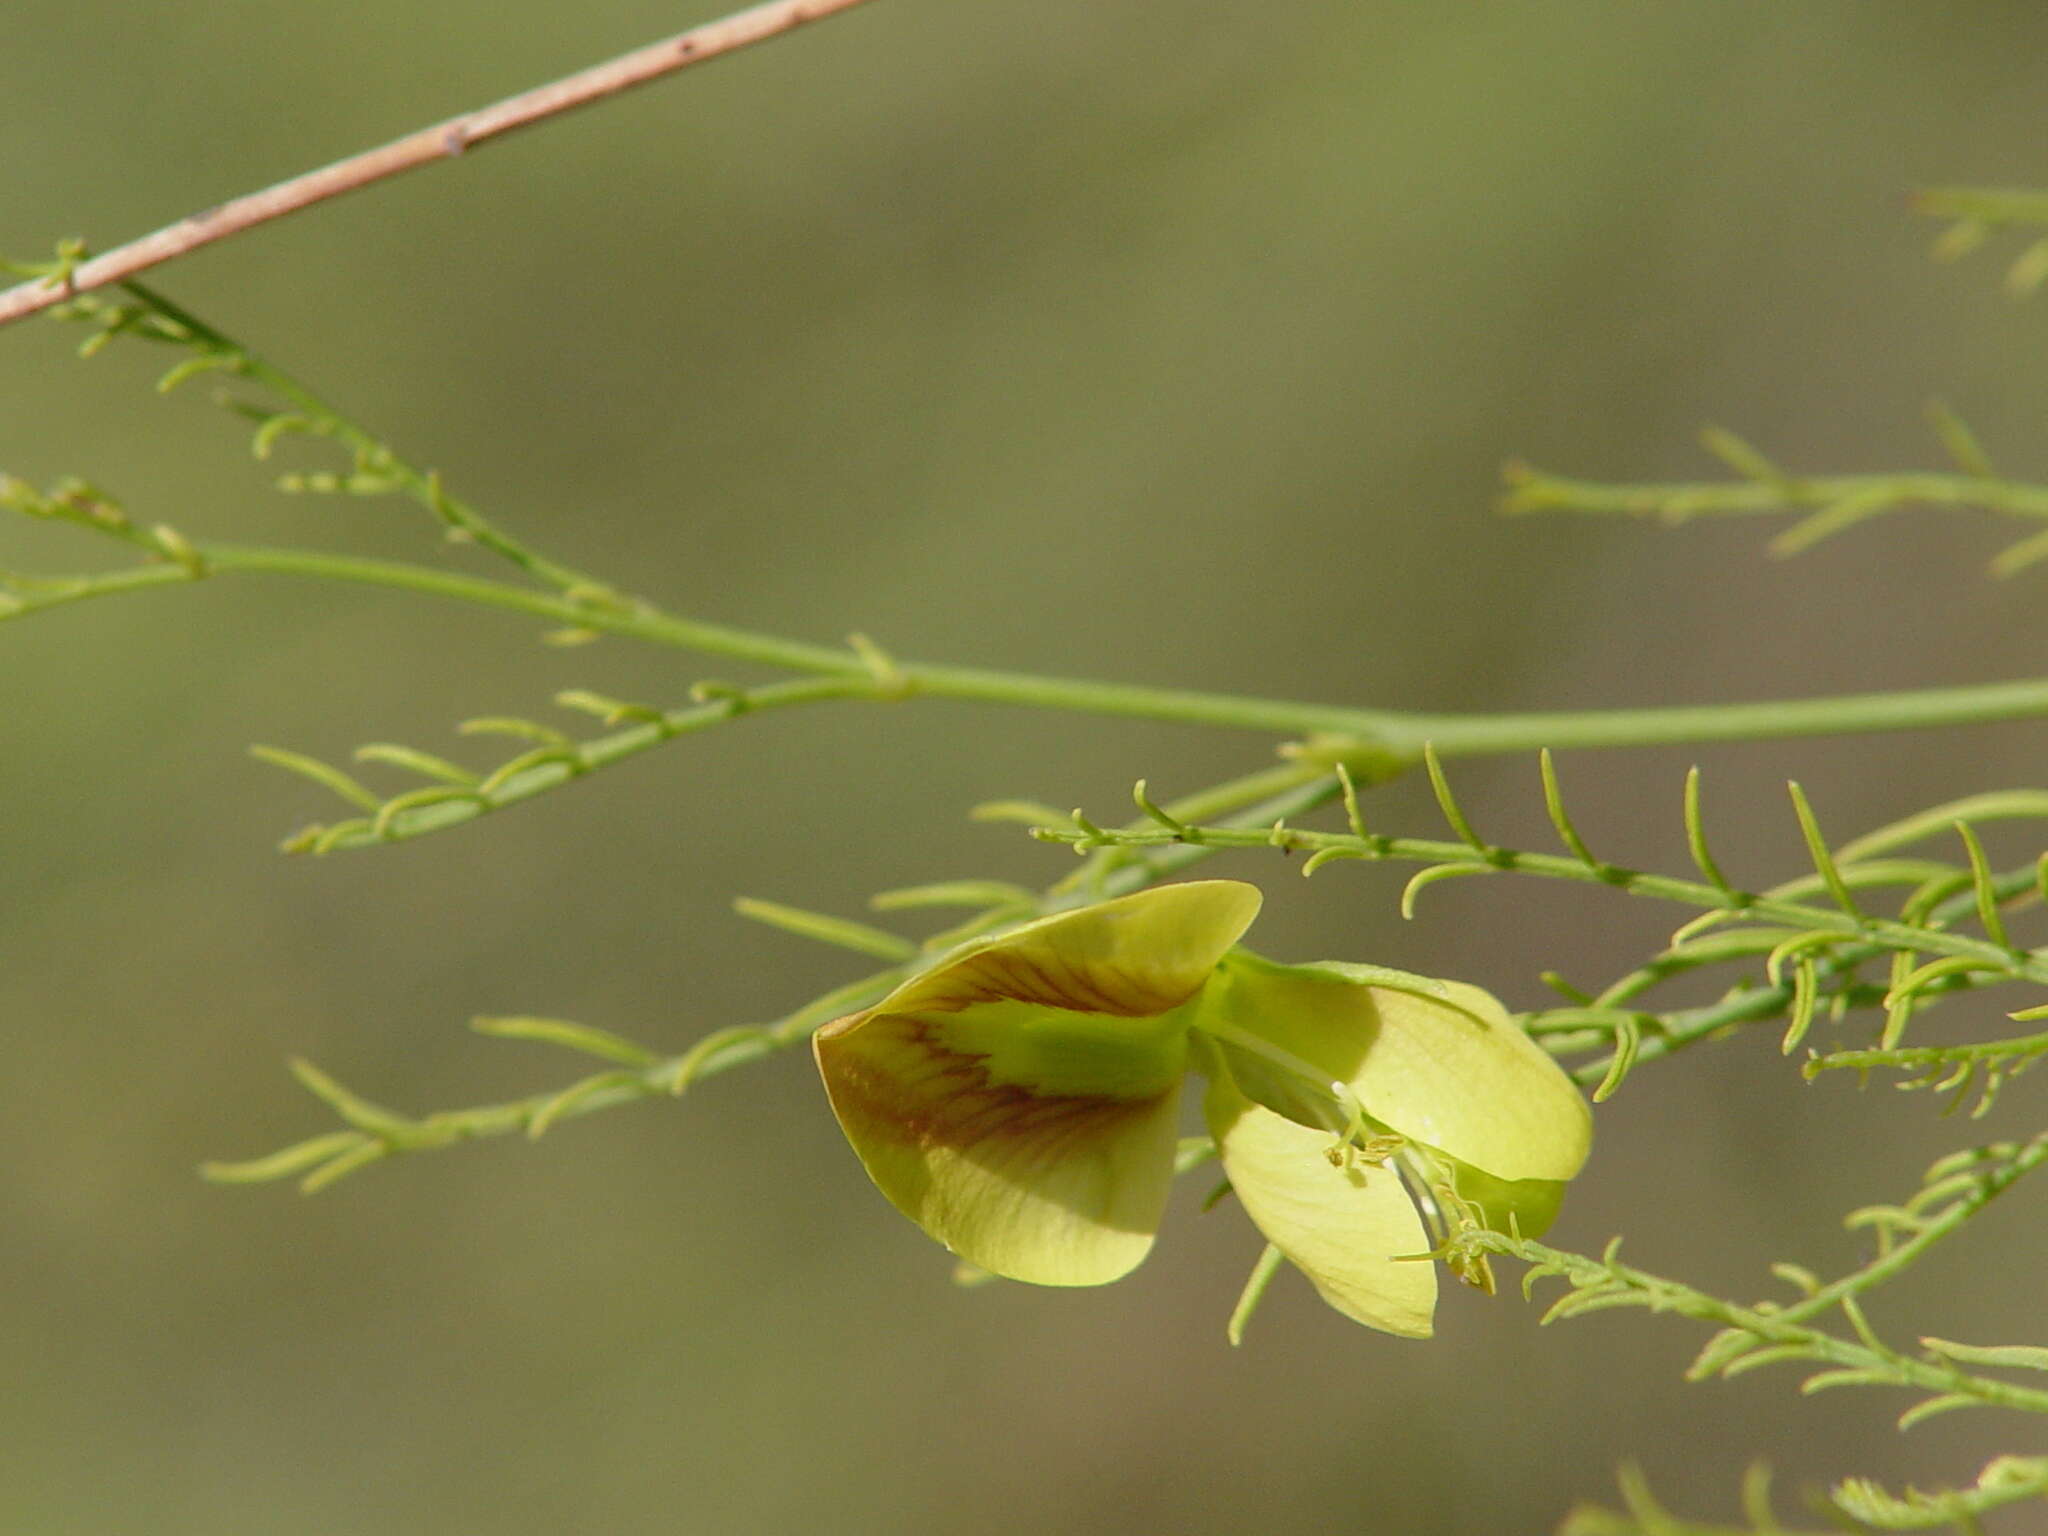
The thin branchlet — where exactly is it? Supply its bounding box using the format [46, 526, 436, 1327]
[14, 165, 2048, 1536]
[1462, 1132, 2048, 1418]
[202, 775, 1342, 1190]
[1503, 404, 2048, 577]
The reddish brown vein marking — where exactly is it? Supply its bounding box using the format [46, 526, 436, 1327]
[914, 946, 1191, 1019]
[818, 1013, 1165, 1159]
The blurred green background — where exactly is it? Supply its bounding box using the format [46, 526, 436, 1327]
[6, 3, 2048, 1531]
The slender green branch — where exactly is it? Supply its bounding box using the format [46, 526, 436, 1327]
[18, 530, 2048, 759]
[1463, 840, 2035, 1095]
[1829, 1457, 2048, 1533]
[1755, 1135, 2048, 1336]
[1501, 413, 2048, 576]
[1534, 964, 1991, 1097]
[205, 773, 1341, 1189]
[203, 968, 903, 1192]
[1809, 1030, 2048, 1084]
[1466, 774, 2048, 1094]
[1459, 1131, 2048, 1420]
[0, 537, 861, 671]
[29, 277, 2048, 759]
[115, 281, 618, 597]
[1542, 924, 2029, 1098]
[1094, 775, 1341, 892]
[268, 675, 879, 853]
[1039, 771, 2048, 1098]
[1327, 676, 2048, 753]
[1043, 761, 1330, 900]
[1914, 185, 2048, 298]
[1916, 186, 2048, 227]
[1565, 1457, 2048, 1536]
[1032, 819, 2047, 988]
[1804, 1028, 2048, 1118]
[1504, 463, 2048, 527]
[264, 701, 1321, 857]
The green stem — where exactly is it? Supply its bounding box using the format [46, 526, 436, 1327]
[123, 281, 611, 597]
[1047, 762, 1328, 897]
[207, 774, 1339, 1187]
[1482, 1192, 2048, 1416]
[1378, 678, 2048, 753]
[1768, 1133, 2048, 1331]
[289, 674, 878, 852]
[1914, 186, 2048, 227]
[1506, 465, 2048, 523]
[1042, 820, 2047, 985]
[22, 539, 2048, 755]
[1555, 884, 2025, 1090]
[1813, 1027, 2048, 1076]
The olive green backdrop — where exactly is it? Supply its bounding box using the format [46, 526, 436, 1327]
[4, 4, 2046, 1531]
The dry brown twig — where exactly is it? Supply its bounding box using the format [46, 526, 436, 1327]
[0, 0, 878, 329]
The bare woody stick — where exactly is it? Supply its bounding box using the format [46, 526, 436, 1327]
[0, 0, 877, 329]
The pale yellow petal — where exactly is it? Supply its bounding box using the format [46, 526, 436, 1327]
[813, 881, 1262, 1285]
[1206, 1073, 1436, 1338]
[882, 880, 1263, 1025]
[1208, 954, 1591, 1184]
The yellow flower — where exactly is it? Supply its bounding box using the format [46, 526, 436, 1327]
[814, 880, 1591, 1336]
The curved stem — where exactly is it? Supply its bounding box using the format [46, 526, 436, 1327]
[285, 674, 879, 853]
[1382, 678, 2048, 753]
[206, 773, 1339, 1188]
[1915, 185, 2048, 228]
[1482, 1222, 2048, 1416]
[1506, 465, 2048, 524]
[1039, 820, 2048, 985]
[22, 538, 2048, 755]
[124, 280, 610, 596]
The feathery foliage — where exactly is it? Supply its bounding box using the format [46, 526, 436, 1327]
[8, 151, 2048, 1536]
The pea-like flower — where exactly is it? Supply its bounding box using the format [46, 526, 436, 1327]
[814, 879, 1591, 1336]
